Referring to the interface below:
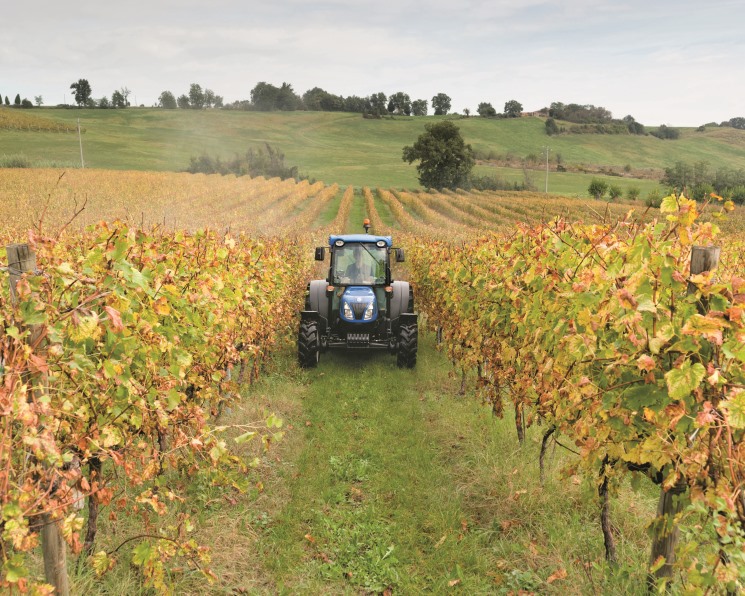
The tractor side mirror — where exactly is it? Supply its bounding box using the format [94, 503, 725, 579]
[315, 247, 326, 261]
[395, 248, 405, 263]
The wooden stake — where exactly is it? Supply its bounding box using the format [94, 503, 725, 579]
[6, 244, 70, 596]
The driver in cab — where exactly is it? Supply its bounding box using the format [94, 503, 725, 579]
[344, 245, 373, 284]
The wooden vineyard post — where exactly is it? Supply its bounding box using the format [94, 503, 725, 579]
[647, 245, 720, 589]
[6, 244, 70, 596]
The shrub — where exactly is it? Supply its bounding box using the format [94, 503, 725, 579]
[626, 187, 640, 201]
[645, 189, 662, 208]
[650, 125, 680, 140]
[545, 117, 559, 136]
[588, 178, 609, 199]
[729, 186, 745, 205]
[468, 174, 526, 192]
[0, 154, 31, 168]
[608, 185, 623, 200]
[186, 143, 301, 180]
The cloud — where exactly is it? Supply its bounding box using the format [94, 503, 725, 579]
[2, 0, 744, 123]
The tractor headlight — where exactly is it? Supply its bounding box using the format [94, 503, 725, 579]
[343, 302, 354, 319]
[363, 302, 374, 321]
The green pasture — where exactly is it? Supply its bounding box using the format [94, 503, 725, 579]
[1, 108, 744, 196]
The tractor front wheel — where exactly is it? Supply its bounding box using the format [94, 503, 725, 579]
[298, 320, 320, 368]
[396, 323, 418, 369]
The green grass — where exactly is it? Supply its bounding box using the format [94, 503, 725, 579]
[346, 188, 367, 233]
[253, 334, 656, 594]
[2, 108, 744, 196]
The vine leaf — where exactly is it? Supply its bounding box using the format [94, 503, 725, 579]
[664, 360, 706, 401]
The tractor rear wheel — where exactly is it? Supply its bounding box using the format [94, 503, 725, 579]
[298, 320, 320, 368]
[396, 323, 418, 369]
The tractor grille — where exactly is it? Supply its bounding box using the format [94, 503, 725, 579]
[346, 333, 370, 347]
[350, 302, 368, 319]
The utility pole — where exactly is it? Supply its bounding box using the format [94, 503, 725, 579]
[77, 118, 85, 168]
[543, 146, 550, 193]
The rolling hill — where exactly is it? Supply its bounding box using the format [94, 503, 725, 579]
[1, 107, 744, 195]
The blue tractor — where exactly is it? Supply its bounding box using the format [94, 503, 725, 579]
[298, 222, 417, 368]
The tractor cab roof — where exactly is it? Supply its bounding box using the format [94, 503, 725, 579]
[328, 234, 392, 248]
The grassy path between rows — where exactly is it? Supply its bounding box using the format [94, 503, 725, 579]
[68, 330, 655, 594]
[243, 333, 655, 594]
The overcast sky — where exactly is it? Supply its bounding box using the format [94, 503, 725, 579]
[3, 0, 743, 126]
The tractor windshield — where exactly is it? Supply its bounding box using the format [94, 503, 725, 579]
[333, 243, 387, 285]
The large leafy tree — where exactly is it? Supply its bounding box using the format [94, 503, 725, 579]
[368, 92, 387, 117]
[388, 91, 412, 115]
[250, 82, 279, 111]
[411, 99, 427, 116]
[275, 82, 301, 111]
[111, 90, 126, 108]
[70, 79, 92, 107]
[431, 92, 451, 115]
[402, 121, 475, 190]
[189, 83, 205, 109]
[503, 99, 523, 118]
[158, 91, 177, 109]
[477, 102, 497, 117]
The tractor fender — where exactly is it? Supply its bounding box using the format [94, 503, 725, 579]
[307, 280, 330, 337]
[389, 281, 412, 320]
[308, 280, 330, 313]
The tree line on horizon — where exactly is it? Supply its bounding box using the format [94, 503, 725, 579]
[4, 79, 745, 134]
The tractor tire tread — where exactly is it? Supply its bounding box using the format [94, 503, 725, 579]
[397, 323, 418, 369]
[298, 321, 320, 368]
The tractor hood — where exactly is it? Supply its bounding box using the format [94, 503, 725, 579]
[340, 286, 378, 323]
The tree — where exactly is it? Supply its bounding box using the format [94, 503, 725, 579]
[158, 91, 177, 109]
[729, 117, 745, 130]
[20, 98, 32, 108]
[463, 108, 471, 117]
[588, 178, 609, 199]
[14, 94, 21, 107]
[250, 82, 279, 111]
[344, 95, 368, 113]
[651, 124, 680, 140]
[608, 185, 623, 200]
[111, 90, 126, 108]
[275, 83, 301, 111]
[4, 96, 9, 106]
[177, 94, 190, 109]
[411, 99, 427, 116]
[34, 96, 43, 107]
[545, 117, 559, 136]
[477, 102, 496, 117]
[99, 96, 111, 109]
[402, 121, 475, 190]
[388, 92, 412, 115]
[368, 92, 387, 117]
[623, 115, 645, 135]
[119, 87, 131, 107]
[302, 87, 328, 111]
[204, 89, 216, 108]
[504, 99, 523, 118]
[431, 93, 451, 116]
[70, 79, 92, 107]
[189, 83, 205, 109]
